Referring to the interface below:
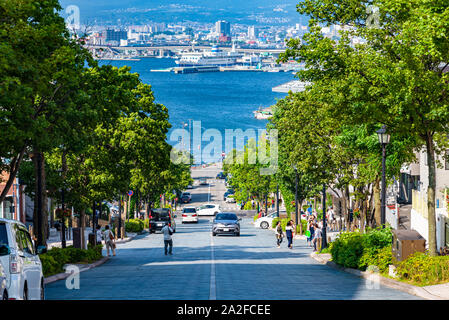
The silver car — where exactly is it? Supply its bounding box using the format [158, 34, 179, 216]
[212, 213, 241, 236]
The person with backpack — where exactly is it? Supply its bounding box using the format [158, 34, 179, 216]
[275, 220, 284, 248]
[161, 221, 174, 255]
[103, 225, 116, 257]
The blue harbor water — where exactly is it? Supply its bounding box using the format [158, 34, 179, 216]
[99, 58, 293, 161]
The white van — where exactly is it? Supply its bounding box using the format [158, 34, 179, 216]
[0, 219, 45, 300]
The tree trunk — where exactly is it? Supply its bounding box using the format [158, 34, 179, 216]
[344, 186, 351, 231]
[32, 149, 47, 247]
[426, 134, 437, 256]
[373, 178, 381, 228]
[80, 208, 86, 249]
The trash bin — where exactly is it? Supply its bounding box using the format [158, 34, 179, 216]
[392, 230, 426, 261]
[72, 228, 82, 248]
[88, 233, 96, 247]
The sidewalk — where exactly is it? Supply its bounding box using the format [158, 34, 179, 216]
[310, 252, 449, 300]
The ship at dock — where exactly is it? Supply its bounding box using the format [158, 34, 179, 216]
[175, 44, 243, 67]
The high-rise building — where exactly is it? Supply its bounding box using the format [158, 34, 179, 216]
[248, 26, 258, 40]
[105, 29, 127, 42]
[215, 20, 231, 37]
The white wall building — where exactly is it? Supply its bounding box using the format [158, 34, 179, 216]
[410, 150, 449, 252]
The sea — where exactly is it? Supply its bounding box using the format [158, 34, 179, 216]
[99, 58, 294, 162]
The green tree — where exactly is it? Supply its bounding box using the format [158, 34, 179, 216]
[281, 0, 449, 254]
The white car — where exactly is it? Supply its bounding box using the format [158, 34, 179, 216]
[182, 207, 198, 223]
[0, 261, 6, 300]
[0, 219, 45, 300]
[196, 204, 221, 216]
[255, 212, 278, 229]
[225, 195, 236, 203]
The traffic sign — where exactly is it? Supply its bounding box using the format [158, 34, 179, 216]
[128, 190, 133, 197]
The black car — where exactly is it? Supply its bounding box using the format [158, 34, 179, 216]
[149, 208, 177, 233]
[212, 212, 241, 236]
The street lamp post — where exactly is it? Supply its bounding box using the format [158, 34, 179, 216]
[57, 169, 66, 249]
[376, 125, 390, 228]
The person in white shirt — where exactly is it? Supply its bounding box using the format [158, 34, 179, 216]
[161, 222, 174, 255]
[103, 225, 116, 257]
[327, 207, 336, 231]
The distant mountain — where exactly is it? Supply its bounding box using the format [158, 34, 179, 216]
[59, 0, 305, 26]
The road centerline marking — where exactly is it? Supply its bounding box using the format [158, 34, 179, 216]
[209, 222, 217, 300]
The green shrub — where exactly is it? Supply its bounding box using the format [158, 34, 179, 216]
[396, 252, 449, 286]
[243, 202, 253, 210]
[125, 219, 144, 233]
[330, 227, 393, 271]
[40, 244, 104, 277]
[39, 254, 63, 277]
[362, 227, 392, 250]
[330, 232, 364, 268]
[358, 245, 393, 273]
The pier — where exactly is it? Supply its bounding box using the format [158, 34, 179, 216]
[272, 80, 311, 93]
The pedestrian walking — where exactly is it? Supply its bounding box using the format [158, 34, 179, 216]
[95, 225, 102, 244]
[306, 218, 315, 247]
[275, 221, 284, 248]
[327, 206, 336, 231]
[103, 225, 116, 257]
[161, 222, 174, 255]
[285, 220, 295, 249]
[313, 223, 322, 252]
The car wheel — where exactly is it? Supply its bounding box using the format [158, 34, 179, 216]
[2, 290, 7, 300]
[235, 232, 240, 236]
[23, 284, 28, 301]
[260, 221, 269, 229]
[212, 232, 216, 236]
[40, 281, 45, 300]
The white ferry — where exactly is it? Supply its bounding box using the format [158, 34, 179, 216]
[175, 45, 242, 67]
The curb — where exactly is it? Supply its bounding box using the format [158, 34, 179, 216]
[44, 256, 110, 285]
[309, 252, 445, 300]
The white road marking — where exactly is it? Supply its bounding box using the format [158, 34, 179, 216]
[209, 222, 217, 300]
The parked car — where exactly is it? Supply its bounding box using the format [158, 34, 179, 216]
[197, 204, 221, 216]
[181, 192, 192, 203]
[186, 184, 193, 189]
[212, 213, 241, 236]
[225, 195, 236, 203]
[199, 178, 208, 185]
[255, 212, 278, 229]
[0, 260, 6, 300]
[182, 207, 198, 223]
[149, 209, 177, 233]
[216, 172, 226, 179]
[0, 218, 45, 300]
[223, 189, 234, 201]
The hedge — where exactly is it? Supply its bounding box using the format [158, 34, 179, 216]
[329, 227, 393, 270]
[125, 219, 144, 233]
[39, 244, 103, 277]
